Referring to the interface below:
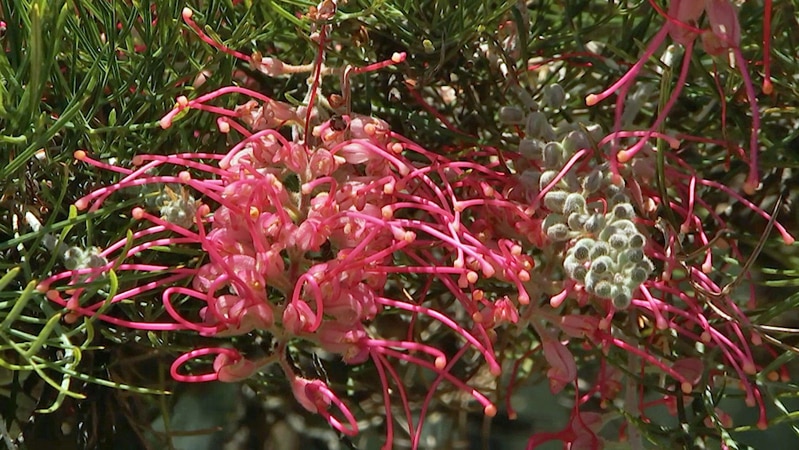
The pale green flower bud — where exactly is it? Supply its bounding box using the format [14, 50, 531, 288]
[589, 241, 610, 259]
[544, 190, 568, 213]
[590, 255, 614, 274]
[563, 193, 586, 215]
[594, 280, 613, 298]
[546, 223, 571, 241]
[543, 83, 566, 109]
[572, 238, 594, 261]
[628, 232, 645, 248]
[563, 130, 589, 154]
[612, 203, 635, 221]
[567, 212, 587, 231]
[542, 141, 564, 168]
[539, 170, 559, 190]
[499, 106, 525, 125]
[518, 138, 544, 160]
[612, 285, 632, 309]
[582, 170, 603, 194]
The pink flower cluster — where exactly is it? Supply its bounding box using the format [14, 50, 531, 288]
[37, 1, 791, 448]
[39, 5, 545, 446]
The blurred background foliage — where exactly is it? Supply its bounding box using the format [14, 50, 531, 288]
[1, 0, 799, 449]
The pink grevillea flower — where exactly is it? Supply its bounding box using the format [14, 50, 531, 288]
[607, 144, 793, 431]
[499, 49, 793, 443]
[586, 0, 767, 194]
[289, 376, 359, 436]
[39, 3, 558, 447]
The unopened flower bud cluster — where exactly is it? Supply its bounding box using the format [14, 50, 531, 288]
[502, 85, 654, 309]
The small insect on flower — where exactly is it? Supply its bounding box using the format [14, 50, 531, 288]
[329, 114, 348, 131]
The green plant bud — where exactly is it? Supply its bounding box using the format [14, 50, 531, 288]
[572, 238, 594, 261]
[563, 130, 589, 154]
[543, 213, 566, 229]
[63, 247, 86, 270]
[591, 255, 614, 274]
[562, 171, 581, 192]
[572, 265, 588, 283]
[608, 232, 628, 249]
[518, 138, 544, 160]
[542, 141, 564, 168]
[607, 219, 637, 234]
[612, 203, 635, 220]
[563, 193, 586, 215]
[628, 232, 645, 248]
[594, 280, 613, 298]
[626, 248, 644, 263]
[546, 223, 571, 241]
[86, 253, 107, 268]
[525, 111, 549, 137]
[544, 190, 568, 213]
[539, 170, 559, 190]
[567, 212, 587, 231]
[584, 271, 599, 293]
[612, 285, 632, 309]
[637, 257, 655, 274]
[543, 83, 566, 109]
[564, 254, 581, 274]
[589, 241, 610, 259]
[541, 123, 557, 141]
[583, 214, 606, 234]
[499, 106, 525, 125]
[582, 170, 603, 194]
[422, 39, 435, 54]
[584, 123, 604, 142]
[629, 266, 650, 284]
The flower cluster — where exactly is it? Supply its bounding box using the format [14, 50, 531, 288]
[38, 4, 546, 446]
[502, 1, 792, 447]
[35, 1, 793, 448]
[527, 128, 655, 309]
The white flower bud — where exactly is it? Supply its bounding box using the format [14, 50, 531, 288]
[518, 138, 544, 160]
[594, 280, 613, 298]
[543, 83, 566, 109]
[563, 130, 589, 154]
[567, 212, 587, 231]
[563, 193, 586, 215]
[542, 142, 564, 168]
[612, 285, 632, 309]
[626, 248, 645, 263]
[582, 170, 603, 194]
[544, 190, 568, 213]
[628, 233, 645, 248]
[612, 203, 635, 220]
[539, 170, 559, 190]
[525, 111, 554, 140]
[546, 223, 571, 241]
[584, 214, 606, 234]
[590, 255, 614, 274]
[608, 233, 628, 250]
[629, 266, 650, 284]
[572, 238, 594, 261]
[499, 106, 525, 125]
[589, 241, 610, 259]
